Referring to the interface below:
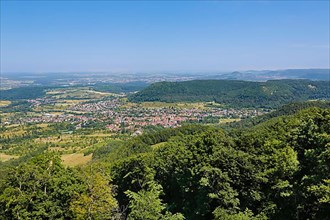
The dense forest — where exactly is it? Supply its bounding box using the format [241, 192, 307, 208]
[129, 79, 330, 108]
[0, 87, 47, 100]
[227, 101, 330, 129]
[1, 103, 329, 219]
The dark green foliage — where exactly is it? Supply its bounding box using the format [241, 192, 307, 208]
[0, 154, 85, 219]
[108, 107, 330, 219]
[129, 80, 330, 108]
[126, 180, 185, 220]
[0, 100, 32, 113]
[0, 154, 120, 220]
[0, 145, 48, 183]
[92, 140, 124, 160]
[69, 165, 119, 219]
[228, 100, 330, 129]
[0, 87, 46, 100]
[234, 108, 330, 219]
[1, 105, 329, 219]
[111, 153, 156, 210]
[96, 124, 210, 161]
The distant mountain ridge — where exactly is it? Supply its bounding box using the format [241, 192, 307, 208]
[210, 69, 330, 81]
[129, 79, 330, 108]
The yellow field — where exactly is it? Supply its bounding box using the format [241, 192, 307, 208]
[0, 153, 19, 162]
[84, 133, 112, 137]
[0, 100, 11, 107]
[4, 123, 20, 128]
[151, 142, 167, 149]
[61, 99, 88, 104]
[86, 90, 118, 96]
[61, 153, 93, 167]
[36, 123, 49, 128]
[46, 88, 113, 100]
[123, 102, 137, 108]
[176, 102, 205, 109]
[219, 118, 241, 124]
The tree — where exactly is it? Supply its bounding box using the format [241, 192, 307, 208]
[0, 153, 84, 219]
[126, 181, 184, 220]
[70, 166, 119, 220]
[213, 208, 267, 220]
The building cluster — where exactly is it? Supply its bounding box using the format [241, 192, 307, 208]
[27, 98, 57, 106]
[3, 98, 265, 134]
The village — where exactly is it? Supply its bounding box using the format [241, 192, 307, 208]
[1, 97, 267, 134]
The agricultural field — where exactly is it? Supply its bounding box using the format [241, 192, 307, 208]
[0, 1, 329, 217]
[0, 82, 328, 220]
[0, 153, 19, 162]
[61, 153, 93, 167]
[0, 101, 11, 107]
[0, 123, 118, 158]
[46, 87, 117, 99]
[219, 118, 241, 124]
[0, 86, 266, 166]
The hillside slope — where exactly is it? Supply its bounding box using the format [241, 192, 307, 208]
[129, 79, 330, 108]
[227, 100, 330, 128]
[97, 107, 330, 219]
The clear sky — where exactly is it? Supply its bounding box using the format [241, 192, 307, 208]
[1, 1, 329, 73]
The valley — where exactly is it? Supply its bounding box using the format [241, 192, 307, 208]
[0, 84, 268, 164]
[1, 1, 329, 218]
[0, 76, 329, 220]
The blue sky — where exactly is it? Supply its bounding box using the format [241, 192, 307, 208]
[1, 1, 329, 73]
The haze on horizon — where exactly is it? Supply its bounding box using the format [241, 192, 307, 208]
[1, 1, 329, 73]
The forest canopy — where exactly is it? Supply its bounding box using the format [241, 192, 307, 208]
[129, 79, 330, 108]
[1, 106, 329, 219]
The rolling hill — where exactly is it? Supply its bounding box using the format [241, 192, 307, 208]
[211, 69, 330, 81]
[129, 79, 330, 108]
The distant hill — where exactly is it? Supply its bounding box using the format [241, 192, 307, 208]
[0, 82, 148, 101]
[129, 79, 330, 108]
[211, 69, 330, 81]
[0, 86, 47, 100]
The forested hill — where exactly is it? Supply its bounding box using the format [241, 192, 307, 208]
[227, 100, 330, 128]
[129, 79, 330, 108]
